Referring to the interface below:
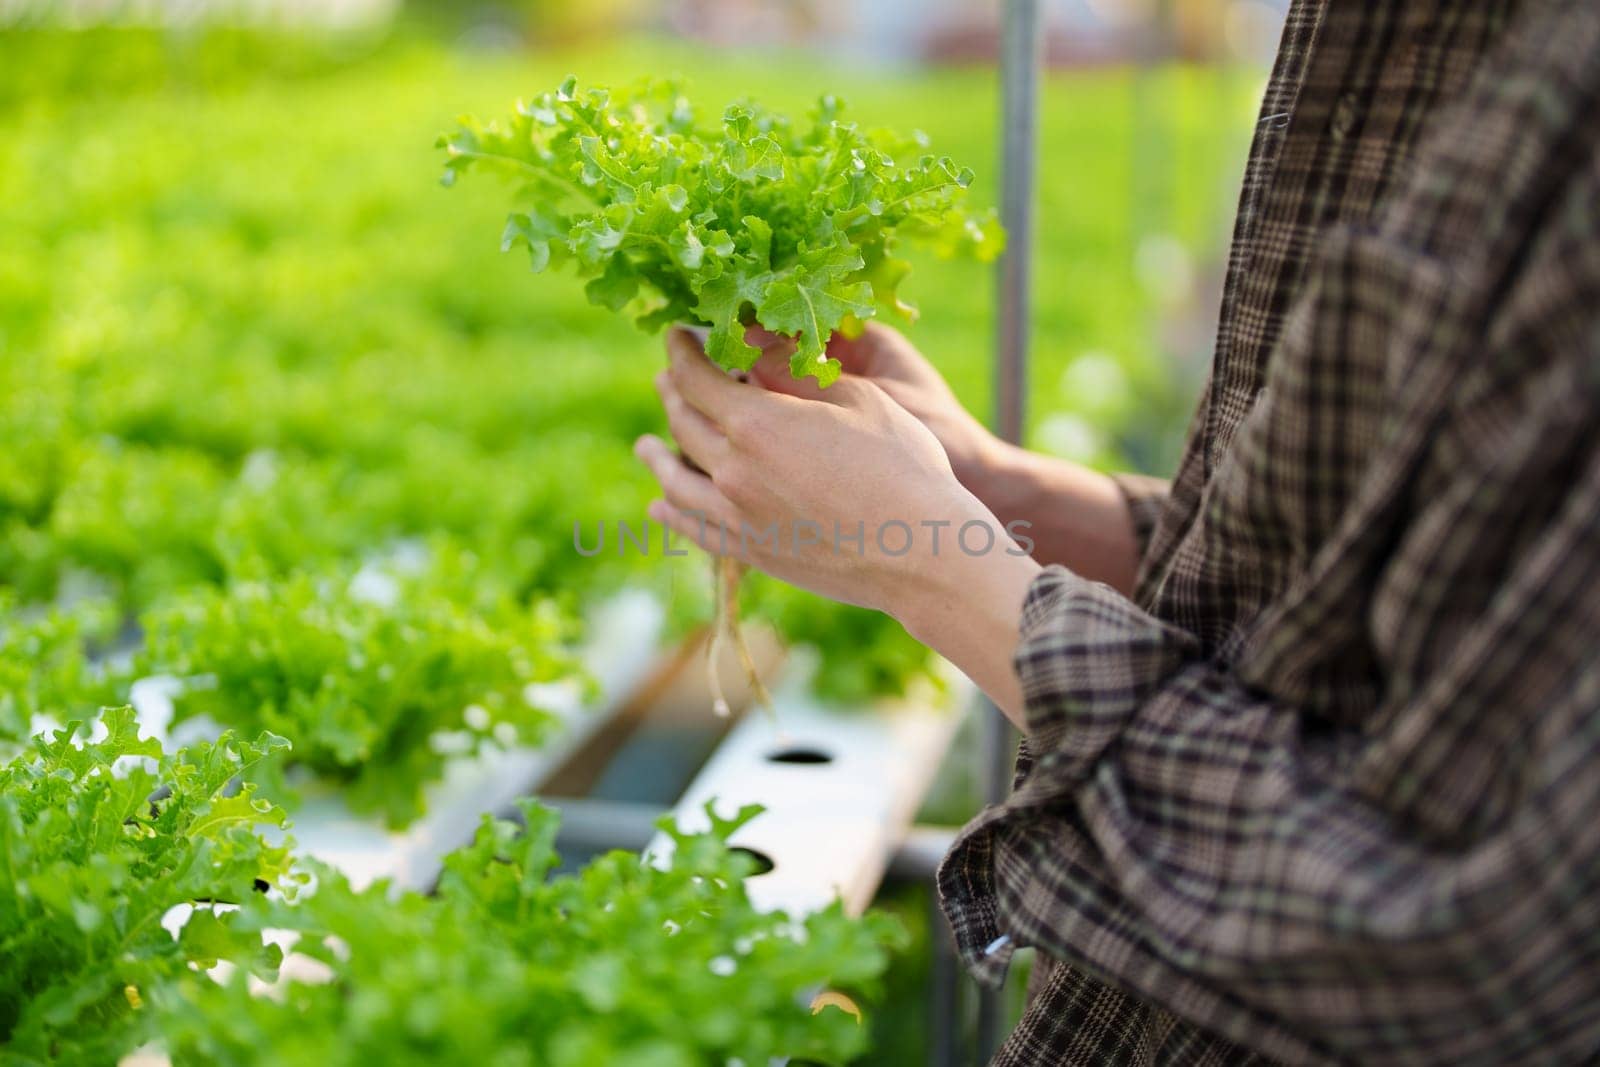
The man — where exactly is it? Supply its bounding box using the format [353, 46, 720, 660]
[636, 0, 1600, 1060]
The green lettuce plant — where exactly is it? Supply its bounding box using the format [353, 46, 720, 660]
[0, 708, 295, 1062]
[441, 77, 1002, 385]
[135, 560, 578, 829]
[441, 78, 1002, 710]
[153, 801, 903, 1066]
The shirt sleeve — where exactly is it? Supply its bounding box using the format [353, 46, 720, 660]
[940, 450, 1600, 1065]
[939, 12, 1600, 1059]
[1108, 472, 1170, 562]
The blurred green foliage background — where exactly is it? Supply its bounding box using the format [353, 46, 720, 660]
[0, 8, 1256, 796]
[0, 19, 1251, 677]
[0, 11, 1258, 1061]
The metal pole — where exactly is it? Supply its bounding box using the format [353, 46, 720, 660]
[1131, 0, 1176, 406]
[994, 0, 1041, 452]
[928, 891, 961, 1067]
[977, 0, 1043, 1059]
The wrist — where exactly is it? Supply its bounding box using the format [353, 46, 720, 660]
[896, 532, 1041, 642]
[965, 438, 1040, 519]
[889, 492, 1042, 726]
[945, 418, 1010, 490]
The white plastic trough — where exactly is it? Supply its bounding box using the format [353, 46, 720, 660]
[115, 600, 970, 1067]
[650, 649, 969, 917]
[128, 582, 968, 917]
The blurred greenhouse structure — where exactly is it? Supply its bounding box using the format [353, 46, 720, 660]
[5, 0, 1288, 60]
[0, 0, 1280, 1063]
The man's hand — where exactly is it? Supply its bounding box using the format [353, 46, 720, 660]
[741, 323, 1004, 490]
[739, 322, 1146, 595]
[635, 327, 1040, 723]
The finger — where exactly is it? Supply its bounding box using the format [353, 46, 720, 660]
[820, 328, 881, 376]
[647, 498, 748, 561]
[743, 325, 788, 350]
[667, 326, 766, 426]
[746, 327, 888, 399]
[654, 370, 727, 469]
[747, 324, 872, 374]
[748, 341, 831, 401]
[634, 435, 736, 524]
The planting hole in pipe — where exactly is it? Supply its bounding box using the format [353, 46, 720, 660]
[730, 847, 776, 876]
[766, 745, 833, 766]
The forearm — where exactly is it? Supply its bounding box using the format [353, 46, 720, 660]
[893, 506, 1041, 730]
[942, 562, 1600, 1065]
[896, 446, 1150, 723]
[964, 442, 1144, 597]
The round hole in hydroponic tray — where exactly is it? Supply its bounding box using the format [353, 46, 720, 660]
[766, 745, 834, 766]
[730, 847, 776, 876]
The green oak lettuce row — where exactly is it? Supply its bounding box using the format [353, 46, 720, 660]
[441, 78, 1004, 385]
[132, 554, 583, 830]
[0, 709, 296, 1064]
[153, 803, 902, 1067]
[0, 593, 123, 741]
[0, 23, 373, 108]
[0, 547, 589, 830]
[0, 426, 654, 616]
[0, 710, 902, 1066]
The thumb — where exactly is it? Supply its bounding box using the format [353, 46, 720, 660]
[805, 371, 883, 410]
[746, 330, 832, 401]
[816, 329, 880, 377]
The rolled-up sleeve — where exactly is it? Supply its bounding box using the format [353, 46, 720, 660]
[937, 5, 1600, 1065]
[940, 460, 1600, 1065]
[938, 12, 1600, 1060]
[1108, 473, 1171, 563]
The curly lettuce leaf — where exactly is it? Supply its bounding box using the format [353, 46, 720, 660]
[441, 79, 1002, 385]
[0, 708, 296, 1061]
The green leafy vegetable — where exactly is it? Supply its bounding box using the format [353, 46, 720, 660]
[441, 78, 1002, 386]
[152, 800, 904, 1066]
[0, 593, 121, 741]
[441, 79, 1002, 712]
[0, 707, 295, 1062]
[136, 560, 579, 828]
[0, 709, 901, 1065]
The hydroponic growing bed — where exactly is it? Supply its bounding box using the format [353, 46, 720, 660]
[0, 12, 1248, 1063]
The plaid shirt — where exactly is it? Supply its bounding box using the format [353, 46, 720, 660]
[938, 0, 1600, 1063]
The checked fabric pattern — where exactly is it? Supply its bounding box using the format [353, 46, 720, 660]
[939, 0, 1600, 1063]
